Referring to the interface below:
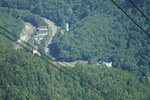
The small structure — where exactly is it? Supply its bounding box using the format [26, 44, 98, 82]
[32, 46, 41, 56]
[35, 26, 48, 41]
[37, 26, 48, 31]
[66, 23, 69, 31]
[99, 61, 112, 67]
[37, 30, 48, 36]
[35, 36, 44, 41]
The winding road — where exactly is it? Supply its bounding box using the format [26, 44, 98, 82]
[43, 18, 57, 53]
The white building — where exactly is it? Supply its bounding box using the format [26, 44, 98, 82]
[37, 26, 48, 31]
[35, 26, 48, 41]
[37, 30, 48, 36]
[99, 61, 112, 67]
[35, 36, 44, 41]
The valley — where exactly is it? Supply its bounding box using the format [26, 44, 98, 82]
[0, 0, 150, 100]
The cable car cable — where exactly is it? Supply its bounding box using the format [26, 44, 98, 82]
[0, 30, 112, 100]
[128, 0, 150, 23]
[111, 0, 150, 38]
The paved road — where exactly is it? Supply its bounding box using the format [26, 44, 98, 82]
[43, 18, 57, 53]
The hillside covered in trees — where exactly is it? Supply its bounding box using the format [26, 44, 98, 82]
[49, 0, 150, 77]
[0, 9, 24, 46]
[0, 0, 150, 99]
[0, 45, 150, 100]
[0, 0, 149, 76]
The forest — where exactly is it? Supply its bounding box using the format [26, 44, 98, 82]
[49, 0, 150, 76]
[0, 0, 150, 99]
[0, 45, 150, 100]
[1, 0, 149, 76]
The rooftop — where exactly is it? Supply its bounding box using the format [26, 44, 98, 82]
[37, 30, 48, 35]
[37, 26, 48, 30]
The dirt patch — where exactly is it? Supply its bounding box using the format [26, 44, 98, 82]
[14, 22, 35, 49]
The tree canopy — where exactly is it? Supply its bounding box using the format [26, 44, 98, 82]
[0, 0, 150, 99]
[0, 46, 150, 100]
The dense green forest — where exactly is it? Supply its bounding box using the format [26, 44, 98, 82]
[1, 0, 149, 76]
[0, 0, 150, 99]
[0, 11, 24, 46]
[0, 7, 46, 27]
[50, 0, 150, 76]
[0, 45, 150, 100]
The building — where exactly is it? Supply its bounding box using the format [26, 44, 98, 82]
[35, 36, 44, 41]
[32, 46, 41, 56]
[37, 26, 48, 31]
[35, 26, 48, 41]
[99, 61, 112, 67]
[37, 30, 48, 35]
